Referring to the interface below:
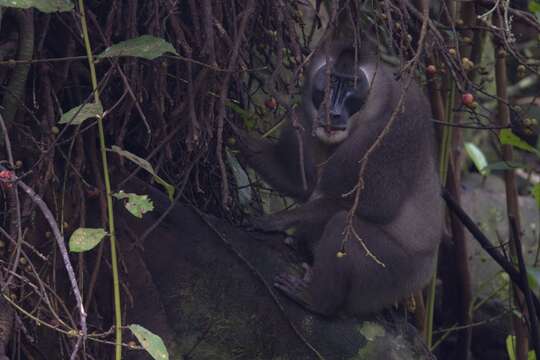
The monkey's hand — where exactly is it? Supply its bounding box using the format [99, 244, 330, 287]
[274, 268, 314, 310]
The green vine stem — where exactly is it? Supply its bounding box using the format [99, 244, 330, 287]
[77, 1, 122, 359]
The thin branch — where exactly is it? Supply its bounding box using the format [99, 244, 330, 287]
[0, 164, 87, 354]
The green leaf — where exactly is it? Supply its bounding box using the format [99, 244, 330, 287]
[499, 129, 540, 157]
[226, 148, 252, 206]
[98, 35, 178, 60]
[464, 142, 489, 176]
[68, 228, 106, 253]
[59, 102, 103, 125]
[358, 321, 385, 341]
[506, 335, 517, 360]
[113, 191, 154, 218]
[529, 0, 540, 13]
[110, 146, 175, 200]
[532, 184, 540, 210]
[506, 335, 537, 360]
[128, 324, 169, 360]
[0, 0, 73, 12]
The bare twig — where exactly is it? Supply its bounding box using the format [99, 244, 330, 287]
[0, 164, 87, 355]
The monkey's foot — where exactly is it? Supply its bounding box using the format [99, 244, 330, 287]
[274, 271, 313, 309]
[284, 236, 296, 246]
[284, 236, 304, 252]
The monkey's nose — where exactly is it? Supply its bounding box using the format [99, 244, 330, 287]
[330, 113, 347, 130]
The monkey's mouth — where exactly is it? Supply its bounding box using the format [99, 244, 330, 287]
[316, 122, 348, 134]
[314, 126, 349, 144]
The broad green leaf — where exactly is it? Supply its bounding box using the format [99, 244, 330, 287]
[532, 4, 540, 22]
[529, 0, 540, 13]
[98, 35, 178, 60]
[113, 191, 154, 218]
[110, 146, 175, 200]
[59, 102, 103, 125]
[226, 148, 252, 206]
[69, 228, 106, 253]
[128, 324, 169, 360]
[358, 321, 385, 341]
[464, 142, 489, 176]
[0, 0, 73, 12]
[499, 129, 540, 157]
[506, 335, 517, 360]
[506, 335, 536, 360]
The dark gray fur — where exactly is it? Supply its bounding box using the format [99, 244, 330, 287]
[236, 41, 443, 316]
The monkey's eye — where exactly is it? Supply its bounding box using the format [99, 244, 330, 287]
[344, 94, 364, 115]
[342, 79, 355, 89]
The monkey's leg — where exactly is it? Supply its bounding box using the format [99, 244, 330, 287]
[274, 211, 351, 316]
[275, 211, 437, 316]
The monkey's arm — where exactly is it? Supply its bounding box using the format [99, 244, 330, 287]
[232, 125, 315, 202]
[250, 197, 344, 232]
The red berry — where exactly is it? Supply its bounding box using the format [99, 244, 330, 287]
[264, 97, 277, 110]
[0, 170, 14, 189]
[462, 93, 475, 107]
[426, 65, 437, 76]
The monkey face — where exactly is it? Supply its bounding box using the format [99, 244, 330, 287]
[310, 54, 369, 145]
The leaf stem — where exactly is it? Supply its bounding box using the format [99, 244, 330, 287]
[77, 1, 122, 359]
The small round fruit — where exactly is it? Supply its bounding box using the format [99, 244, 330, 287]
[524, 117, 538, 127]
[517, 64, 526, 78]
[426, 65, 437, 76]
[462, 93, 475, 107]
[462, 57, 474, 71]
[265, 97, 277, 110]
[227, 137, 236, 146]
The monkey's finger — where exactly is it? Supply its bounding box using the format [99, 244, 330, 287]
[274, 273, 308, 293]
[274, 273, 311, 307]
